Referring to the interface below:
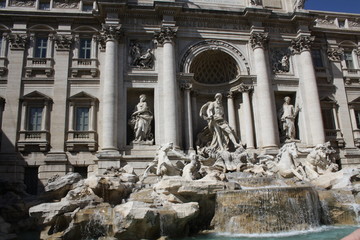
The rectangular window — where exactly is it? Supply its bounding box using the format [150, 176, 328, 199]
[344, 51, 355, 69]
[0, 0, 6, 8]
[28, 107, 43, 131]
[355, 110, 360, 129]
[79, 38, 92, 59]
[24, 167, 39, 195]
[82, 3, 93, 12]
[35, 37, 48, 58]
[312, 49, 324, 68]
[76, 107, 89, 131]
[39, 1, 50, 10]
[322, 108, 335, 130]
[74, 166, 88, 178]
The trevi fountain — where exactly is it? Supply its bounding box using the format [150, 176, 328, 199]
[1, 92, 359, 240]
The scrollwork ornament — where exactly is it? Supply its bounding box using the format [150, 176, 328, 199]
[249, 32, 269, 49]
[54, 34, 74, 51]
[354, 48, 360, 56]
[154, 27, 177, 46]
[290, 36, 315, 54]
[327, 47, 344, 62]
[8, 34, 29, 50]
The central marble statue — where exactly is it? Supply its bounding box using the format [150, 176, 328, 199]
[197, 93, 241, 155]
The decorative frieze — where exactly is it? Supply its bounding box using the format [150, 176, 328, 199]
[8, 34, 28, 50]
[10, 0, 35, 7]
[290, 36, 314, 54]
[53, 0, 79, 9]
[327, 47, 344, 62]
[249, 32, 269, 50]
[154, 27, 177, 46]
[54, 35, 73, 51]
[315, 17, 335, 26]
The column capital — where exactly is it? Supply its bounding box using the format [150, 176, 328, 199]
[154, 26, 178, 46]
[290, 35, 315, 54]
[236, 83, 254, 93]
[249, 32, 269, 50]
[327, 47, 344, 62]
[54, 34, 74, 51]
[100, 24, 122, 42]
[8, 33, 28, 50]
[180, 80, 192, 91]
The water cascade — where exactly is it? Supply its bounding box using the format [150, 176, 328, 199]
[212, 187, 322, 234]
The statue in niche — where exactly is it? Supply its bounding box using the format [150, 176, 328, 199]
[271, 49, 290, 73]
[279, 96, 300, 141]
[197, 93, 241, 156]
[129, 42, 154, 69]
[129, 94, 154, 144]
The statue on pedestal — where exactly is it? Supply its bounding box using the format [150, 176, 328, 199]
[129, 94, 154, 144]
[197, 93, 241, 155]
[279, 96, 300, 141]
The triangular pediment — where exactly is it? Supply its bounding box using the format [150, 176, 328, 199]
[350, 96, 360, 104]
[69, 91, 97, 101]
[22, 91, 51, 100]
[320, 96, 337, 103]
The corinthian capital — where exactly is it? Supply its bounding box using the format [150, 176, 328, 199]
[8, 33, 29, 50]
[154, 27, 178, 46]
[236, 83, 254, 93]
[327, 47, 344, 62]
[290, 36, 315, 54]
[100, 24, 122, 42]
[249, 32, 269, 49]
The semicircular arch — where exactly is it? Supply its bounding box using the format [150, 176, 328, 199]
[180, 40, 250, 77]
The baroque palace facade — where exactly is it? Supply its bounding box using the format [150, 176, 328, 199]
[0, 0, 360, 193]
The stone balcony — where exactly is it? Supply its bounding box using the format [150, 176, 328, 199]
[17, 130, 50, 152]
[25, 58, 54, 77]
[66, 130, 97, 151]
[70, 58, 99, 77]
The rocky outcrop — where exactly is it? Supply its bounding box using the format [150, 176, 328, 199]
[44, 173, 83, 200]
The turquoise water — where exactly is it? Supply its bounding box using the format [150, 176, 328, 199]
[177, 226, 359, 240]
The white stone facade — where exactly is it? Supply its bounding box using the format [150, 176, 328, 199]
[0, 0, 359, 193]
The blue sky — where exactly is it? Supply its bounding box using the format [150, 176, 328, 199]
[305, 0, 360, 14]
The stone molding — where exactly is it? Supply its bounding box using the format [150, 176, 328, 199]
[290, 36, 314, 54]
[327, 47, 344, 62]
[154, 27, 177, 46]
[8, 33, 28, 50]
[54, 34, 74, 51]
[249, 32, 269, 50]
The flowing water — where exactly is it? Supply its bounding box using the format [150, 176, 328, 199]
[177, 226, 359, 240]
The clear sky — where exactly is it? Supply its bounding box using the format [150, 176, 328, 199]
[305, 0, 360, 14]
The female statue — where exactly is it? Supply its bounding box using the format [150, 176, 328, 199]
[129, 94, 153, 143]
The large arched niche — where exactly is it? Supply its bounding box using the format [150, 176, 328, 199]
[180, 40, 249, 85]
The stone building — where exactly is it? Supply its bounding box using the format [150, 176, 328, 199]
[0, 0, 359, 194]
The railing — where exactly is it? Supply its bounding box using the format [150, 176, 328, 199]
[17, 130, 49, 151]
[66, 130, 97, 151]
[71, 58, 99, 77]
[26, 57, 53, 68]
[343, 68, 360, 78]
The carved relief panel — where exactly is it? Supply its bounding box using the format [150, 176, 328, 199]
[128, 40, 154, 70]
[270, 47, 291, 74]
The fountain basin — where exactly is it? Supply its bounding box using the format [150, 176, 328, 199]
[211, 187, 322, 234]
